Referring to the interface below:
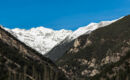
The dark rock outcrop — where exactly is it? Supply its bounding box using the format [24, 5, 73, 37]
[0, 26, 67, 80]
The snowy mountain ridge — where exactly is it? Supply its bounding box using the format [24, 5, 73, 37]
[3, 19, 118, 55]
[5, 26, 72, 55]
[69, 20, 117, 40]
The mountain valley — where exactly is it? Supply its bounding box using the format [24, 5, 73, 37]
[0, 15, 130, 80]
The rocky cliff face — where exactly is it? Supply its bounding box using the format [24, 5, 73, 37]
[0, 26, 67, 80]
[56, 15, 130, 80]
[91, 51, 130, 80]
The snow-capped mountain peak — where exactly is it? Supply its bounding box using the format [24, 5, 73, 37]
[5, 26, 72, 55]
[30, 26, 53, 33]
[69, 20, 117, 40]
[3, 18, 119, 55]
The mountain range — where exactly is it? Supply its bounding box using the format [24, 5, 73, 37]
[0, 15, 130, 80]
[3, 19, 116, 57]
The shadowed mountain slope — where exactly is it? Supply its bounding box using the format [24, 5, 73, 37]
[45, 37, 75, 61]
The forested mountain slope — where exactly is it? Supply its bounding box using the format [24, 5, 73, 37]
[56, 15, 130, 80]
[0, 26, 67, 80]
